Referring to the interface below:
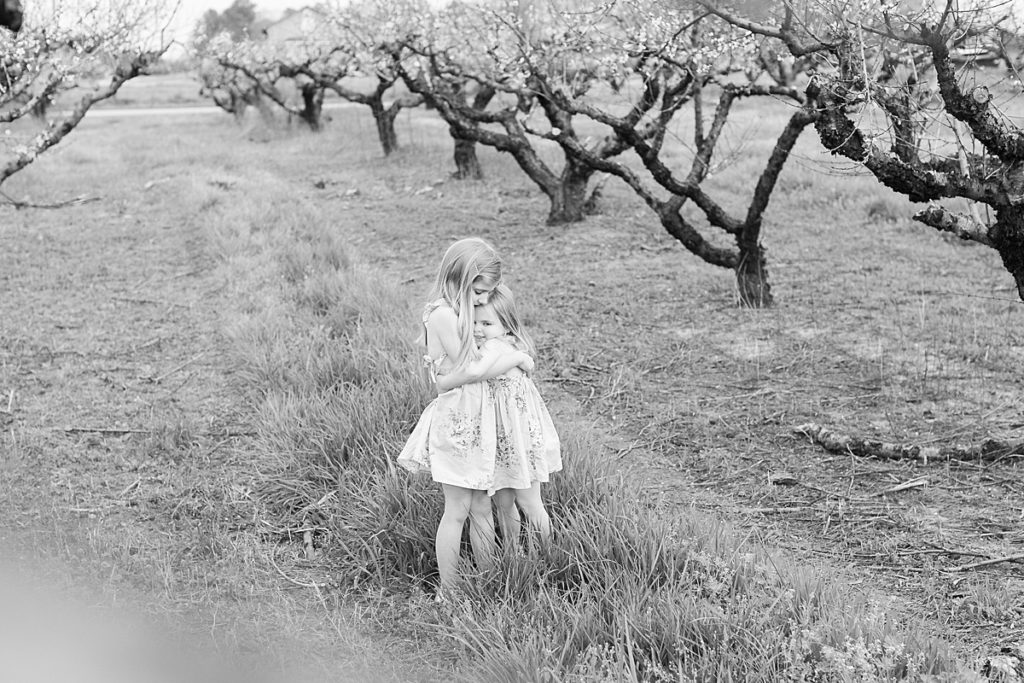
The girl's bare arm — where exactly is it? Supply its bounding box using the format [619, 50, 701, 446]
[436, 339, 533, 391]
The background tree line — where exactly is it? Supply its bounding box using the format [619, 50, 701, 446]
[194, 0, 1024, 308]
[3, 0, 1022, 308]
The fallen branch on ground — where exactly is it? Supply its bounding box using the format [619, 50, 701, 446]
[0, 190, 101, 209]
[949, 553, 1024, 572]
[63, 426, 151, 434]
[793, 423, 1024, 463]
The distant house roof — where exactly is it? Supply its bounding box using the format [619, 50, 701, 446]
[261, 6, 328, 45]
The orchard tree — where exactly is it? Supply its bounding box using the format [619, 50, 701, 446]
[514, 0, 822, 306]
[201, 29, 330, 131]
[703, 0, 1024, 301]
[193, 0, 263, 122]
[195, 54, 262, 121]
[0, 1, 169, 190]
[284, 0, 424, 155]
[388, 0, 619, 224]
[198, 2, 423, 150]
[391, 0, 816, 305]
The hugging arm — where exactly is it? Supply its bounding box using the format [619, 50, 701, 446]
[436, 339, 533, 392]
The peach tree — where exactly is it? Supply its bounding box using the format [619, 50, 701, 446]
[705, 0, 1024, 301]
[0, 1, 168, 190]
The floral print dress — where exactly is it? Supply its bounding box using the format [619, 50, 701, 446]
[396, 302, 498, 490]
[485, 337, 562, 493]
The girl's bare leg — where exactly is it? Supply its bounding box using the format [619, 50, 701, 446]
[437, 484, 475, 589]
[514, 481, 552, 545]
[492, 488, 522, 551]
[468, 489, 497, 569]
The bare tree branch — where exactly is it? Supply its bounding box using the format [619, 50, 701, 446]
[914, 204, 994, 246]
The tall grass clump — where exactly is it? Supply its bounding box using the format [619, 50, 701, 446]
[206, 179, 966, 681]
[203, 180, 442, 583]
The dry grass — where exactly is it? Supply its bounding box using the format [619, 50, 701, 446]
[1, 74, 1022, 681]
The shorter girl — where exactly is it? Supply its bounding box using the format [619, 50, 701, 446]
[438, 284, 561, 548]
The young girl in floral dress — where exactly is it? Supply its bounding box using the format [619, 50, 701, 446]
[396, 238, 534, 590]
[438, 284, 561, 548]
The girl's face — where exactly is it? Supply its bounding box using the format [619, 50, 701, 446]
[473, 304, 507, 343]
[471, 278, 495, 306]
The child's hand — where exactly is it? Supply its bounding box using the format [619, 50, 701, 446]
[519, 353, 535, 375]
[435, 370, 458, 392]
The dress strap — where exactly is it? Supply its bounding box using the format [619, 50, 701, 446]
[422, 353, 445, 382]
[421, 299, 445, 346]
[421, 300, 448, 380]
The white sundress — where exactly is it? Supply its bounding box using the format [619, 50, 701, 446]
[485, 337, 562, 493]
[396, 301, 498, 490]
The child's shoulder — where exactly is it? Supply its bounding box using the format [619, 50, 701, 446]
[503, 335, 527, 351]
[483, 336, 519, 352]
[423, 300, 456, 325]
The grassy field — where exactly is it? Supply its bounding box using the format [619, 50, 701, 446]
[1, 73, 1022, 681]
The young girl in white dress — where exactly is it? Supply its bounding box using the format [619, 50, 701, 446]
[396, 238, 534, 590]
[438, 284, 561, 548]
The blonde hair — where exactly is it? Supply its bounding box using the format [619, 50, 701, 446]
[430, 237, 501, 365]
[484, 284, 534, 356]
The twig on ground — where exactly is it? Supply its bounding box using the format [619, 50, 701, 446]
[874, 477, 928, 496]
[547, 376, 588, 384]
[202, 436, 233, 459]
[575, 362, 606, 373]
[151, 352, 205, 383]
[167, 372, 195, 397]
[267, 550, 328, 589]
[135, 337, 164, 351]
[112, 296, 188, 308]
[0, 388, 13, 414]
[917, 543, 990, 559]
[613, 439, 643, 459]
[0, 190, 101, 209]
[63, 426, 151, 434]
[303, 530, 315, 560]
[949, 553, 1024, 572]
[118, 478, 142, 498]
[745, 506, 814, 514]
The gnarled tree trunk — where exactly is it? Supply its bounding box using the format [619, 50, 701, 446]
[451, 131, 483, 179]
[547, 159, 596, 225]
[369, 96, 399, 156]
[736, 237, 772, 307]
[448, 83, 495, 180]
[298, 83, 323, 131]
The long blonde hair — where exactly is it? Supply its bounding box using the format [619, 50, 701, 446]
[485, 284, 535, 356]
[430, 237, 501, 366]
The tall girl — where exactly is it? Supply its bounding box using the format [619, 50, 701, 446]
[397, 238, 534, 590]
[438, 284, 561, 549]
